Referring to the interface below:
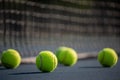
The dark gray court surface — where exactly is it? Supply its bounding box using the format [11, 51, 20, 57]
[0, 58, 120, 80]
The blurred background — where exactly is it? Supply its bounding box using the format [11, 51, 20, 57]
[0, 0, 120, 58]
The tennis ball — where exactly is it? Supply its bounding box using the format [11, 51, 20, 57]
[1, 49, 21, 69]
[56, 47, 78, 66]
[36, 51, 58, 72]
[98, 48, 118, 67]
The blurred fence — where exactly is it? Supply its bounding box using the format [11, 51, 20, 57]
[0, 0, 120, 57]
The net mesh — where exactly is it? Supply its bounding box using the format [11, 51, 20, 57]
[0, 0, 120, 57]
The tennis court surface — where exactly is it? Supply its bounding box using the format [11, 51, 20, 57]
[0, 58, 120, 80]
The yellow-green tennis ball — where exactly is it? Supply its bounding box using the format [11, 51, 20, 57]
[36, 51, 58, 72]
[56, 47, 78, 66]
[1, 49, 21, 69]
[98, 48, 118, 67]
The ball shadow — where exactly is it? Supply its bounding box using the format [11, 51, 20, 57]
[0, 67, 9, 70]
[10, 71, 47, 75]
[79, 66, 103, 68]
